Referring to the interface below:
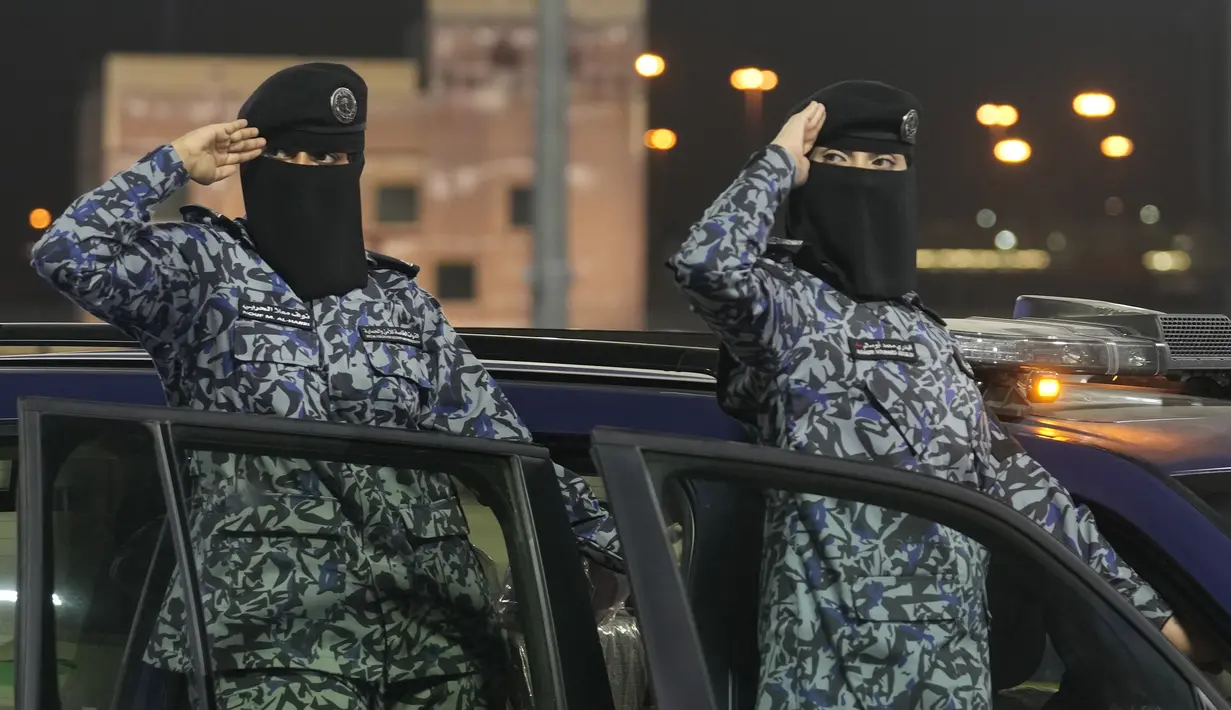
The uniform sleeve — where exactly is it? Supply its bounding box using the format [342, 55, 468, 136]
[417, 298, 624, 572]
[979, 411, 1173, 628]
[30, 145, 211, 345]
[666, 145, 796, 365]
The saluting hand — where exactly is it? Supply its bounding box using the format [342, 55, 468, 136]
[771, 101, 826, 187]
[170, 119, 267, 186]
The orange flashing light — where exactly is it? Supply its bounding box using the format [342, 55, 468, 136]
[1029, 374, 1062, 403]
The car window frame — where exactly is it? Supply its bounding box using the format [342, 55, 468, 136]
[588, 426, 1230, 710]
[1017, 432, 1231, 639]
[15, 397, 615, 710]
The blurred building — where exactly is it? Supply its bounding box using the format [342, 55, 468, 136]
[81, 0, 647, 328]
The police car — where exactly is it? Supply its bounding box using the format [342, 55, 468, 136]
[2, 294, 1231, 710]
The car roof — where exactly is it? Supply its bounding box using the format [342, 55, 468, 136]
[3, 323, 1230, 475]
[1027, 385, 1231, 475]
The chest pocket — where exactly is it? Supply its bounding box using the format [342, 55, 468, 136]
[851, 342, 977, 473]
[230, 321, 321, 417]
[359, 341, 432, 429]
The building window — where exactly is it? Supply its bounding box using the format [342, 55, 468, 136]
[510, 186, 533, 228]
[377, 185, 421, 224]
[436, 262, 476, 301]
[491, 39, 521, 69]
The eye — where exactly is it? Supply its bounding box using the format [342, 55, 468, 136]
[820, 150, 850, 164]
[871, 155, 898, 169]
[264, 148, 294, 161]
[311, 153, 341, 164]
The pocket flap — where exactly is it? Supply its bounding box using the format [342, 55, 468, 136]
[363, 341, 431, 387]
[232, 321, 319, 367]
[844, 574, 965, 623]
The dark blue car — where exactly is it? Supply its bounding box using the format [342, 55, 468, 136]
[3, 294, 1231, 710]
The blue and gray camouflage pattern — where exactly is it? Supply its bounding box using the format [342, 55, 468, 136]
[199, 669, 497, 710]
[667, 144, 1172, 710]
[31, 145, 622, 686]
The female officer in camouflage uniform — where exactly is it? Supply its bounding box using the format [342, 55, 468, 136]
[668, 81, 1206, 709]
[32, 62, 621, 710]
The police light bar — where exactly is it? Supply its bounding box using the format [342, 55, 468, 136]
[1013, 295, 1231, 371]
[947, 316, 1169, 377]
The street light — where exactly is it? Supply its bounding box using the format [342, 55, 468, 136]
[635, 53, 665, 78]
[28, 208, 51, 230]
[730, 67, 765, 91]
[730, 67, 776, 149]
[1100, 135, 1134, 158]
[994, 139, 1031, 163]
[644, 128, 677, 151]
[1074, 93, 1115, 118]
[977, 104, 1018, 127]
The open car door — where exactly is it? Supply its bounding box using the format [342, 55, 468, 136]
[14, 397, 615, 710]
[589, 427, 1230, 710]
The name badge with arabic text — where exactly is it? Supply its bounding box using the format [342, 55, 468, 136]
[239, 302, 312, 330]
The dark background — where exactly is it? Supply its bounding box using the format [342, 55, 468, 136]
[4, 0, 1226, 325]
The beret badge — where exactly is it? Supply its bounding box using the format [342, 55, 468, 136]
[331, 87, 358, 124]
[900, 109, 919, 145]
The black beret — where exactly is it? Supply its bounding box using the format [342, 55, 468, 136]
[789, 80, 921, 155]
[238, 62, 367, 154]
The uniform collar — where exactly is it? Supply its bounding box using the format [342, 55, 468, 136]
[181, 206, 394, 273]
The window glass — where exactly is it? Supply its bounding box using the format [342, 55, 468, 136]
[437, 261, 477, 300]
[641, 450, 1208, 710]
[510, 186, 534, 228]
[377, 185, 421, 224]
[43, 421, 169, 710]
[0, 443, 15, 710]
[1176, 470, 1231, 524]
[28, 417, 553, 710]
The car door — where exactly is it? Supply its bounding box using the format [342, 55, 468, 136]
[589, 427, 1230, 710]
[12, 397, 614, 710]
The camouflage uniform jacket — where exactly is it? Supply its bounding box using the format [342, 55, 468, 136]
[31, 145, 622, 683]
[667, 145, 1172, 710]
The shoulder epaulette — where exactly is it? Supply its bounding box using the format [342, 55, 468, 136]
[366, 251, 421, 280]
[764, 238, 802, 264]
[180, 205, 252, 245]
[180, 204, 228, 225]
[902, 293, 947, 327]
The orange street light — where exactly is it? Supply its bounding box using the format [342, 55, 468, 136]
[634, 53, 665, 78]
[730, 67, 765, 91]
[28, 208, 51, 230]
[1100, 135, 1134, 158]
[994, 139, 1032, 163]
[644, 128, 677, 151]
[977, 104, 1018, 127]
[1074, 92, 1115, 118]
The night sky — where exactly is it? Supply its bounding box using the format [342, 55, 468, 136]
[4, 0, 1221, 324]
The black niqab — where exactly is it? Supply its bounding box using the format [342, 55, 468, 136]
[786, 160, 919, 300]
[240, 156, 368, 301]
